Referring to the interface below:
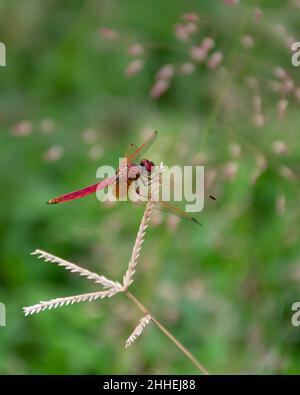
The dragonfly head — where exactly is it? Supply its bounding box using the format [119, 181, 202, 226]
[140, 159, 155, 173]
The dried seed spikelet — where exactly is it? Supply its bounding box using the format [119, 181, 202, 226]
[125, 314, 152, 348]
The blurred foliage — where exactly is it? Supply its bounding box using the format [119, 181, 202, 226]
[0, 0, 300, 374]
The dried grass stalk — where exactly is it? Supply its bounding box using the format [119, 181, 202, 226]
[123, 201, 154, 288]
[31, 249, 121, 289]
[23, 288, 121, 316]
[24, 200, 209, 374]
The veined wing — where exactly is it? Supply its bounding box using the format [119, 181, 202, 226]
[124, 131, 157, 166]
[123, 143, 138, 158]
[134, 187, 202, 226]
[118, 131, 157, 182]
[152, 200, 202, 226]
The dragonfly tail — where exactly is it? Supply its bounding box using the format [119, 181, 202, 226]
[47, 183, 99, 205]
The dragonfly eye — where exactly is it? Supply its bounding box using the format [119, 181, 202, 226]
[140, 159, 154, 172]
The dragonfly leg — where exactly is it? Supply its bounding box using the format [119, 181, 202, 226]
[139, 175, 153, 187]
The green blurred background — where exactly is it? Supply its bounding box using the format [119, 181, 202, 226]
[0, 0, 300, 374]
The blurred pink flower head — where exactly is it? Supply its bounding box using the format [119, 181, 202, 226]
[253, 113, 266, 128]
[224, 0, 239, 5]
[179, 62, 195, 75]
[88, 145, 104, 161]
[190, 46, 207, 63]
[185, 22, 198, 34]
[245, 76, 260, 90]
[82, 128, 98, 144]
[149, 79, 170, 99]
[11, 120, 33, 137]
[201, 37, 215, 52]
[278, 165, 295, 181]
[124, 59, 144, 77]
[292, 0, 300, 9]
[207, 51, 223, 69]
[241, 35, 254, 49]
[174, 23, 189, 42]
[271, 140, 289, 155]
[252, 96, 266, 127]
[182, 12, 200, 23]
[294, 87, 300, 102]
[286, 35, 296, 51]
[274, 67, 288, 80]
[276, 194, 285, 215]
[253, 95, 262, 113]
[40, 118, 55, 134]
[282, 79, 294, 94]
[275, 24, 287, 37]
[150, 210, 163, 227]
[256, 154, 267, 171]
[127, 43, 144, 56]
[155, 64, 175, 80]
[204, 168, 216, 189]
[254, 7, 263, 20]
[268, 80, 283, 93]
[229, 142, 242, 158]
[167, 214, 180, 231]
[223, 161, 239, 181]
[251, 154, 267, 184]
[43, 145, 64, 163]
[277, 98, 288, 120]
[99, 27, 119, 41]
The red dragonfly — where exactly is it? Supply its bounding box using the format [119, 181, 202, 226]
[47, 131, 201, 225]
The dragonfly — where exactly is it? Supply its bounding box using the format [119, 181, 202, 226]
[47, 131, 202, 225]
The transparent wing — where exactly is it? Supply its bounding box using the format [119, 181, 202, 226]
[134, 186, 202, 226]
[126, 131, 157, 165]
[118, 131, 157, 183]
[123, 143, 138, 158]
[153, 200, 202, 226]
